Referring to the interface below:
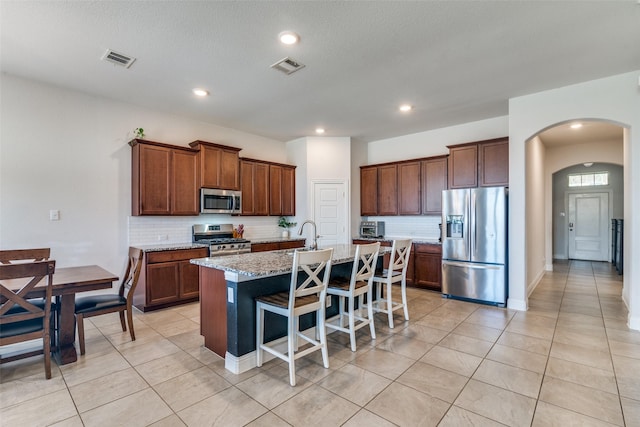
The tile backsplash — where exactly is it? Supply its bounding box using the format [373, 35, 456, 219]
[128, 215, 286, 246]
[364, 215, 441, 240]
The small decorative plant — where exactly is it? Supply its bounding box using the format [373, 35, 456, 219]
[278, 217, 296, 229]
[134, 127, 145, 139]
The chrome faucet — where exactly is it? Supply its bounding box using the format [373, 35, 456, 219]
[298, 220, 318, 250]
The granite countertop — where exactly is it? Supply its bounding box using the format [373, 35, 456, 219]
[132, 243, 209, 252]
[191, 243, 387, 281]
[354, 236, 441, 245]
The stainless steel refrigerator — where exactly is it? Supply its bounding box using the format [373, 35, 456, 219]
[441, 186, 508, 306]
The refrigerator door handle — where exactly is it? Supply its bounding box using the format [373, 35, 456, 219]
[442, 260, 502, 270]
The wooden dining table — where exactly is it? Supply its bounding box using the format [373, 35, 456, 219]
[10, 265, 118, 365]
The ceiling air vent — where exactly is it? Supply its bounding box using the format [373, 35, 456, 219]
[101, 49, 136, 68]
[270, 57, 305, 75]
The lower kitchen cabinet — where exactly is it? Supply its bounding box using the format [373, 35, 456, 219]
[413, 243, 442, 291]
[134, 247, 208, 311]
[251, 240, 305, 253]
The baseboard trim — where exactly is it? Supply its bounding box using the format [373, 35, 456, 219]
[507, 298, 527, 311]
[628, 314, 640, 331]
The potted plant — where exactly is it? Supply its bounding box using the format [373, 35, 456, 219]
[278, 217, 296, 238]
[133, 127, 145, 139]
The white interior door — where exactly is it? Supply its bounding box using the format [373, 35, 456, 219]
[312, 181, 348, 247]
[568, 192, 609, 261]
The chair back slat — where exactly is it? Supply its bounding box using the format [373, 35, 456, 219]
[0, 248, 51, 264]
[0, 260, 55, 324]
[120, 247, 144, 301]
[388, 239, 412, 277]
[289, 249, 333, 307]
[352, 243, 380, 289]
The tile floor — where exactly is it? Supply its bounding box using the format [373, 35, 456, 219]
[1, 260, 639, 426]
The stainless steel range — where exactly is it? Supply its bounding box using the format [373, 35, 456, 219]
[192, 224, 251, 256]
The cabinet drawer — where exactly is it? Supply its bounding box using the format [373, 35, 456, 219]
[279, 240, 305, 250]
[146, 248, 208, 264]
[414, 243, 442, 254]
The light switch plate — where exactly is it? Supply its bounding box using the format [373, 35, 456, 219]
[49, 210, 60, 221]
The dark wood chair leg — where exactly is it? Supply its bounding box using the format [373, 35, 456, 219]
[119, 311, 127, 332]
[76, 314, 85, 355]
[126, 309, 135, 341]
[44, 327, 51, 379]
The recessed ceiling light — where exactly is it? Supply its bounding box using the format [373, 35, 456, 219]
[315, 128, 325, 134]
[279, 31, 300, 45]
[570, 122, 583, 129]
[193, 88, 209, 97]
[399, 104, 413, 112]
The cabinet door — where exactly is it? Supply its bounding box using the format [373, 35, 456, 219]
[413, 245, 442, 291]
[138, 144, 171, 215]
[220, 149, 240, 190]
[398, 162, 421, 215]
[146, 262, 180, 305]
[281, 166, 295, 216]
[199, 145, 221, 188]
[377, 164, 398, 215]
[448, 145, 478, 189]
[422, 157, 448, 214]
[479, 139, 509, 187]
[269, 165, 283, 215]
[179, 260, 200, 299]
[171, 149, 199, 215]
[241, 161, 270, 216]
[360, 167, 378, 216]
[240, 160, 255, 214]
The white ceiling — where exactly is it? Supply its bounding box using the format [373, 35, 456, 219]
[1, 1, 639, 143]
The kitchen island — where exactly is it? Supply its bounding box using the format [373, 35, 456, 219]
[191, 244, 379, 373]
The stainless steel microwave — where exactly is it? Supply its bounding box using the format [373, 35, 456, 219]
[200, 188, 242, 214]
[360, 221, 385, 238]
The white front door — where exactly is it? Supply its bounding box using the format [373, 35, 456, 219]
[568, 192, 610, 261]
[312, 181, 348, 247]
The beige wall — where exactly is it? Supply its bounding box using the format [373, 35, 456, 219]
[525, 136, 547, 295]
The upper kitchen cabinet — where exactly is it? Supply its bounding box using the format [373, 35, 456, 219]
[188, 140, 241, 190]
[447, 143, 478, 189]
[240, 158, 269, 216]
[448, 137, 508, 189]
[398, 161, 421, 215]
[269, 163, 296, 216]
[377, 164, 398, 215]
[360, 166, 378, 216]
[478, 138, 509, 187]
[421, 156, 448, 215]
[130, 139, 199, 216]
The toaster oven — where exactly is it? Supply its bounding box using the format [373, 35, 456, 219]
[360, 221, 385, 238]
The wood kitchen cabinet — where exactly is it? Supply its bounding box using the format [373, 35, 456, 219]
[269, 163, 296, 216]
[448, 137, 508, 189]
[398, 161, 421, 215]
[421, 156, 448, 215]
[251, 240, 305, 253]
[478, 138, 509, 187]
[413, 243, 442, 291]
[189, 140, 241, 190]
[130, 139, 199, 216]
[134, 247, 208, 312]
[240, 159, 269, 215]
[360, 166, 378, 216]
[377, 164, 398, 215]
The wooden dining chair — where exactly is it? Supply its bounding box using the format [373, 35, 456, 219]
[326, 242, 380, 351]
[256, 248, 333, 386]
[0, 260, 56, 379]
[74, 247, 143, 355]
[371, 239, 412, 328]
[0, 248, 51, 264]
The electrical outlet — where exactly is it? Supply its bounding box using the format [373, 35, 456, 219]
[157, 234, 168, 241]
[326, 296, 332, 308]
[227, 287, 234, 303]
[49, 210, 60, 221]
